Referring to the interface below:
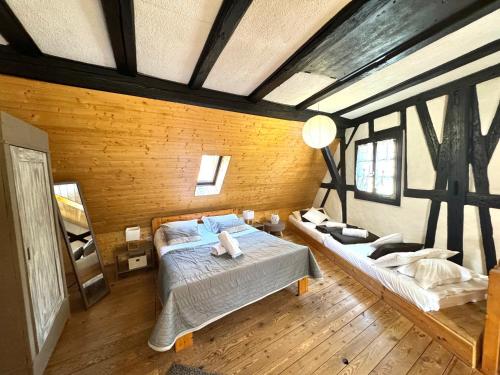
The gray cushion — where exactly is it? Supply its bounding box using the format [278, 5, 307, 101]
[161, 220, 201, 246]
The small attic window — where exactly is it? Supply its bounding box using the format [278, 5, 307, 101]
[195, 155, 231, 196]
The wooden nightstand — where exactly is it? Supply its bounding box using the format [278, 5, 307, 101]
[250, 221, 264, 231]
[115, 240, 154, 278]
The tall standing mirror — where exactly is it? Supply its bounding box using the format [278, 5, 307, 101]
[54, 182, 109, 309]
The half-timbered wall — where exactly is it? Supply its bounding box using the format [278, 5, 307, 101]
[0, 74, 326, 264]
[315, 75, 500, 275]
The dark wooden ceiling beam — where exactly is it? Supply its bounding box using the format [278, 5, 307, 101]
[295, 1, 500, 110]
[0, 1, 41, 56]
[334, 39, 500, 118]
[189, 0, 253, 89]
[247, 0, 370, 103]
[0, 46, 353, 125]
[101, 0, 137, 76]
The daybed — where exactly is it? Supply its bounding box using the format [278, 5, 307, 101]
[288, 214, 488, 367]
[148, 210, 322, 352]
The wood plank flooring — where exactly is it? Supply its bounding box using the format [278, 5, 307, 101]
[46, 231, 480, 375]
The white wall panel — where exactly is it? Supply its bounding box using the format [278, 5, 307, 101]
[373, 112, 400, 132]
[203, 0, 349, 95]
[6, 0, 115, 67]
[0, 34, 7, 45]
[134, 0, 222, 83]
[315, 9, 500, 114]
[476, 77, 500, 135]
[426, 96, 447, 143]
[264, 72, 335, 106]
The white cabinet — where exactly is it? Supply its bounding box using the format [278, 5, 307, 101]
[0, 113, 69, 374]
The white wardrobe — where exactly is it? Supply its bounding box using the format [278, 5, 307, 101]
[0, 112, 69, 374]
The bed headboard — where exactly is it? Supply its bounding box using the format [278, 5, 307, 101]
[151, 208, 238, 235]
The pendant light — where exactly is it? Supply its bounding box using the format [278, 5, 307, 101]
[302, 102, 337, 149]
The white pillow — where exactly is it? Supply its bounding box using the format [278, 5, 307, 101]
[370, 233, 403, 249]
[399, 259, 473, 289]
[292, 211, 302, 221]
[373, 247, 459, 268]
[302, 208, 329, 225]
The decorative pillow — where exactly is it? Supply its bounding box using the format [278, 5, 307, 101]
[161, 220, 201, 246]
[217, 217, 247, 233]
[374, 248, 459, 268]
[370, 233, 404, 249]
[369, 243, 423, 260]
[302, 208, 329, 225]
[202, 214, 239, 233]
[292, 211, 302, 221]
[300, 208, 329, 222]
[398, 259, 473, 289]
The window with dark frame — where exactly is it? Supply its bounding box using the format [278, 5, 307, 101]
[354, 128, 402, 205]
[196, 155, 223, 186]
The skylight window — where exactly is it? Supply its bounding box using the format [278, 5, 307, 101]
[195, 155, 231, 196]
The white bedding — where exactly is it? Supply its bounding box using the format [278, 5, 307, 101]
[289, 215, 488, 312]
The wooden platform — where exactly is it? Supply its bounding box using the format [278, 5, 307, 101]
[46, 230, 481, 374]
[288, 223, 486, 369]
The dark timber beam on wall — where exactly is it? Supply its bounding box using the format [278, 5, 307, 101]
[295, 1, 500, 110]
[247, 0, 369, 102]
[101, 0, 137, 76]
[415, 102, 440, 170]
[189, 0, 252, 89]
[470, 86, 498, 271]
[321, 146, 346, 222]
[0, 46, 343, 123]
[334, 40, 500, 118]
[0, 1, 41, 56]
[486, 103, 500, 160]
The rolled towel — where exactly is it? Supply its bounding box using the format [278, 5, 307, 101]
[342, 228, 369, 238]
[210, 243, 227, 256]
[218, 231, 242, 258]
[325, 221, 347, 228]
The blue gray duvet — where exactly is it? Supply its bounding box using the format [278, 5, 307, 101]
[148, 230, 322, 351]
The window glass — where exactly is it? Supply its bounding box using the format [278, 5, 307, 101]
[197, 155, 221, 184]
[375, 139, 396, 198]
[355, 143, 374, 193]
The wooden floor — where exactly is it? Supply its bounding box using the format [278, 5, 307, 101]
[47, 231, 480, 375]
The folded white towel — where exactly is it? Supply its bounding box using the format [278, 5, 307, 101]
[210, 243, 226, 256]
[342, 228, 369, 238]
[325, 221, 347, 228]
[218, 231, 242, 258]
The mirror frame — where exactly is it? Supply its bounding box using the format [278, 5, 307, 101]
[54, 181, 109, 309]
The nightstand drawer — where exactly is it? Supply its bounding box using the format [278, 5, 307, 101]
[128, 255, 147, 270]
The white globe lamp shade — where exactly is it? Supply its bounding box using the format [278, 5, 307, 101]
[302, 115, 337, 149]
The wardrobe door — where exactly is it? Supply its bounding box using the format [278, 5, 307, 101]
[10, 146, 64, 350]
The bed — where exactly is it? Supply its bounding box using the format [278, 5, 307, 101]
[289, 215, 488, 312]
[149, 210, 322, 352]
[289, 214, 488, 367]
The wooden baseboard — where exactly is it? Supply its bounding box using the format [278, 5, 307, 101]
[288, 222, 483, 368]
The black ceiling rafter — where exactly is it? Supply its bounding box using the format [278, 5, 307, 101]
[334, 39, 500, 118]
[295, 1, 500, 111]
[189, 0, 253, 89]
[0, 45, 350, 124]
[0, 1, 41, 56]
[247, 0, 370, 103]
[101, 0, 137, 76]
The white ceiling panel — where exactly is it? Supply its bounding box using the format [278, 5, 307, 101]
[342, 51, 500, 119]
[0, 34, 7, 45]
[135, 0, 223, 83]
[264, 72, 335, 106]
[313, 9, 500, 114]
[6, 0, 115, 67]
[203, 0, 350, 96]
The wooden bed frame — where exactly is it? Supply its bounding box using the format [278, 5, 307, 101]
[151, 209, 308, 352]
[288, 220, 485, 368]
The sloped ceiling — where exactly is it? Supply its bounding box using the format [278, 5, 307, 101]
[202, 0, 350, 95]
[134, 0, 223, 83]
[5, 0, 115, 67]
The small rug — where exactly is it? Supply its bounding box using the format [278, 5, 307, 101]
[167, 364, 218, 375]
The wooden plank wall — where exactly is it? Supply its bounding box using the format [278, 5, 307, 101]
[0, 75, 326, 264]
